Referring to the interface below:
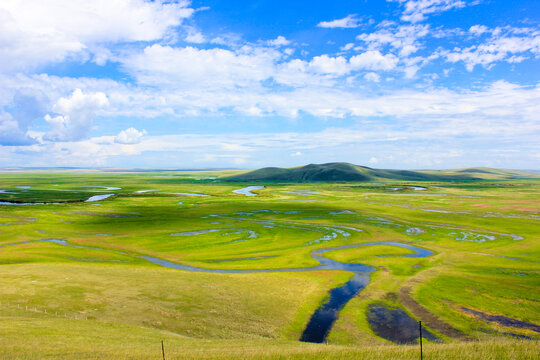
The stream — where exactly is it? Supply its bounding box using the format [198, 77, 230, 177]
[0, 238, 432, 343]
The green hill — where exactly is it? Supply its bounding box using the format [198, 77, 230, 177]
[221, 163, 538, 182]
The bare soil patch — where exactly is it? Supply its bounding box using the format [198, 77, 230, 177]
[461, 307, 540, 333]
[399, 286, 470, 340]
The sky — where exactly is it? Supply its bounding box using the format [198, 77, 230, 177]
[0, 0, 539, 170]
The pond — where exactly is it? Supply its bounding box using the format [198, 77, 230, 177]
[233, 186, 265, 196]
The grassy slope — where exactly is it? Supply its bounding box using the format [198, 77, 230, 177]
[1, 316, 537, 359]
[0, 172, 538, 358]
[0, 263, 348, 340]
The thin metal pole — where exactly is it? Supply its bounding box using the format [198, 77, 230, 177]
[419, 321, 423, 360]
[161, 340, 165, 360]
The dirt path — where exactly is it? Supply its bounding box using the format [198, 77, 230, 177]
[399, 286, 471, 341]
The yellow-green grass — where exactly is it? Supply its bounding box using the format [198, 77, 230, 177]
[0, 316, 537, 359]
[0, 172, 539, 357]
[0, 263, 350, 340]
[413, 254, 540, 339]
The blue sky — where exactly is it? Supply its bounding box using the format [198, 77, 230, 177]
[0, 0, 539, 169]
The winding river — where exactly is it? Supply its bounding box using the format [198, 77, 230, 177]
[0, 194, 115, 205]
[0, 238, 432, 343]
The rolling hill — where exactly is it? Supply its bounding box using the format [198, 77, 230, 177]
[221, 163, 539, 182]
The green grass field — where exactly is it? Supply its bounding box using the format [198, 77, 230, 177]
[0, 170, 538, 359]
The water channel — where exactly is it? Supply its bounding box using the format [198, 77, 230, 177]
[0, 239, 432, 343]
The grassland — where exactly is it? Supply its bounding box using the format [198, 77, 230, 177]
[0, 170, 538, 359]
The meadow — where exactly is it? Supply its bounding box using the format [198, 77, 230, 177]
[0, 170, 538, 359]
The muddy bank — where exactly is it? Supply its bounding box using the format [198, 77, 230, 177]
[399, 287, 470, 340]
[461, 307, 540, 333]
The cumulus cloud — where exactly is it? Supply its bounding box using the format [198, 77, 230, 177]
[0, 111, 37, 145]
[267, 36, 291, 46]
[0, 0, 536, 170]
[43, 89, 108, 142]
[115, 127, 147, 144]
[265, 50, 397, 81]
[121, 43, 402, 91]
[350, 51, 399, 71]
[123, 44, 280, 89]
[5, 70, 539, 124]
[317, 14, 362, 29]
[265, 51, 400, 86]
[0, 88, 49, 145]
[0, 0, 194, 70]
[469, 25, 489, 36]
[308, 55, 349, 75]
[3, 102, 537, 168]
[185, 27, 206, 44]
[364, 72, 381, 82]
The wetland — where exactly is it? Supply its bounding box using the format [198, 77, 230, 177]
[0, 170, 538, 358]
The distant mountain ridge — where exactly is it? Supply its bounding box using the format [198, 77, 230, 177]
[221, 163, 539, 182]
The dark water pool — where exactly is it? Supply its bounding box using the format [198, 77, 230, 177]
[367, 304, 439, 344]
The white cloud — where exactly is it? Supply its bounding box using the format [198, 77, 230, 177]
[91, 47, 114, 66]
[394, 0, 472, 23]
[308, 55, 349, 75]
[0, 0, 537, 169]
[283, 48, 295, 56]
[267, 36, 291, 46]
[350, 51, 398, 71]
[403, 64, 420, 78]
[114, 127, 147, 144]
[0, 111, 36, 145]
[317, 14, 362, 29]
[197, 153, 249, 164]
[120, 43, 402, 91]
[442, 29, 540, 70]
[1, 74, 539, 168]
[5, 105, 538, 168]
[4, 72, 540, 127]
[220, 143, 252, 152]
[469, 25, 488, 36]
[291, 151, 303, 157]
[364, 72, 381, 82]
[341, 43, 355, 51]
[43, 89, 108, 142]
[122, 44, 280, 89]
[357, 24, 429, 57]
[0, 0, 194, 71]
[272, 51, 398, 83]
[368, 157, 379, 164]
[0, 88, 50, 145]
[185, 27, 206, 44]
